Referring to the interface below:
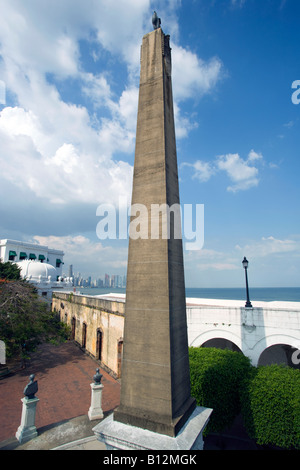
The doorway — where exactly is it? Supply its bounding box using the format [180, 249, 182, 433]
[117, 340, 123, 378]
[82, 323, 87, 349]
[96, 329, 103, 361]
[71, 317, 76, 340]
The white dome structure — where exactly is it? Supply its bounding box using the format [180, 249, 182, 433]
[17, 260, 58, 281]
[15, 260, 73, 303]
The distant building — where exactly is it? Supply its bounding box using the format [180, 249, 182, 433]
[0, 239, 72, 302]
[104, 273, 110, 287]
[69, 264, 73, 279]
[0, 239, 64, 276]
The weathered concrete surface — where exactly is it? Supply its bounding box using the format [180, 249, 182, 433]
[94, 406, 212, 450]
[114, 28, 195, 437]
[1, 415, 105, 450]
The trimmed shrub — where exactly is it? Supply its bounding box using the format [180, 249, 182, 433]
[240, 364, 300, 449]
[189, 347, 253, 433]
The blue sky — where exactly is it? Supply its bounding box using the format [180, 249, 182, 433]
[0, 0, 299, 287]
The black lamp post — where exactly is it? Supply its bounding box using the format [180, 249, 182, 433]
[242, 257, 252, 308]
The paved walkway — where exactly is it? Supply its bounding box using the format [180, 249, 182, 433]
[0, 341, 259, 450]
[0, 341, 120, 449]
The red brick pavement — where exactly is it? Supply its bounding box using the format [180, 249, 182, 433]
[0, 341, 120, 442]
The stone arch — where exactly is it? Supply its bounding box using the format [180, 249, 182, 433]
[251, 334, 300, 367]
[258, 343, 300, 368]
[190, 329, 242, 353]
[201, 337, 242, 353]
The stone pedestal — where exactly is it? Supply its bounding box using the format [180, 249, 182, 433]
[93, 406, 212, 450]
[88, 382, 104, 421]
[16, 397, 39, 443]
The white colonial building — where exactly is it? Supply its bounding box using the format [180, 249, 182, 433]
[0, 239, 64, 275]
[0, 239, 72, 302]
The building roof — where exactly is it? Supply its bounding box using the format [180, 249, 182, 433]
[16, 260, 57, 280]
[0, 239, 64, 255]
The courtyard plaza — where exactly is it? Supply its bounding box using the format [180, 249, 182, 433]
[0, 341, 119, 449]
[0, 341, 257, 450]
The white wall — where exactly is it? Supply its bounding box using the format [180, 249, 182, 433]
[186, 299, 300, 366]
[0, 239, 64, 275]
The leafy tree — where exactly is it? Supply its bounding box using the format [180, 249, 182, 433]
[0, 260, 21, 280]
[0, 277, 70, 363]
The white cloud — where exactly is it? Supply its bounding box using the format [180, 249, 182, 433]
[231, 0, 246, 7]
[48, 144, 80, 175]
[172, 46, 223, 102]
[247, 149, 263, 162]
[32, 234, 128, 277]
[0, 1, 148, 210]
[81, 73, 113, 110]
[182, 160, 215, 182]
[237, 236, 300, 259]
[0, 0, 222, 218]
[0, 3, 80, 78]
[183, 149, 263, 192]
[184, 235, 300, 287]
[185, 247, 239, 271]
[217, 153, 259, 192]
[0, 104, 133, 205]
[284, 120, 294, 128]
[199, 262, 238, 271]
[116, 88, 139, 131]
[171, 46, 223, 136]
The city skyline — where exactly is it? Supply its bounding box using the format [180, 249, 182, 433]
[69, 268, 127, 289]
[0, 1, 299, 287]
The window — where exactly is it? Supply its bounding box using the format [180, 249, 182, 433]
[29, 253, 37, 260]
[38, 255, 45, 263]
[8, 250, 17, 261]
[19, 252, 27, 260]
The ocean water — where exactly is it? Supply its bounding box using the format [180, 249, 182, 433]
[72, 286, 300, 302]
[185, 287, 300, 302]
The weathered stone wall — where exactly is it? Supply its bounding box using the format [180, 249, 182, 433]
[52, 292, 300, 375]
[52, 292, 124, 378]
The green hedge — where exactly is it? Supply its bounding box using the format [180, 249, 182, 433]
[189, 347, 252, 433]
[240, 364, 300, 449]
[189, 348, 300, 449]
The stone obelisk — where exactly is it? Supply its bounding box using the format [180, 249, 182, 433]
[93, 14, 212, 449]
[113, 20, 196, 437]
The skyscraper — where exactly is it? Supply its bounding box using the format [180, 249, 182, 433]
[68, 264, 73, 278]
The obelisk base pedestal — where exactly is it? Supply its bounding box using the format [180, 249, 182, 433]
[92, 406, 212, 450]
